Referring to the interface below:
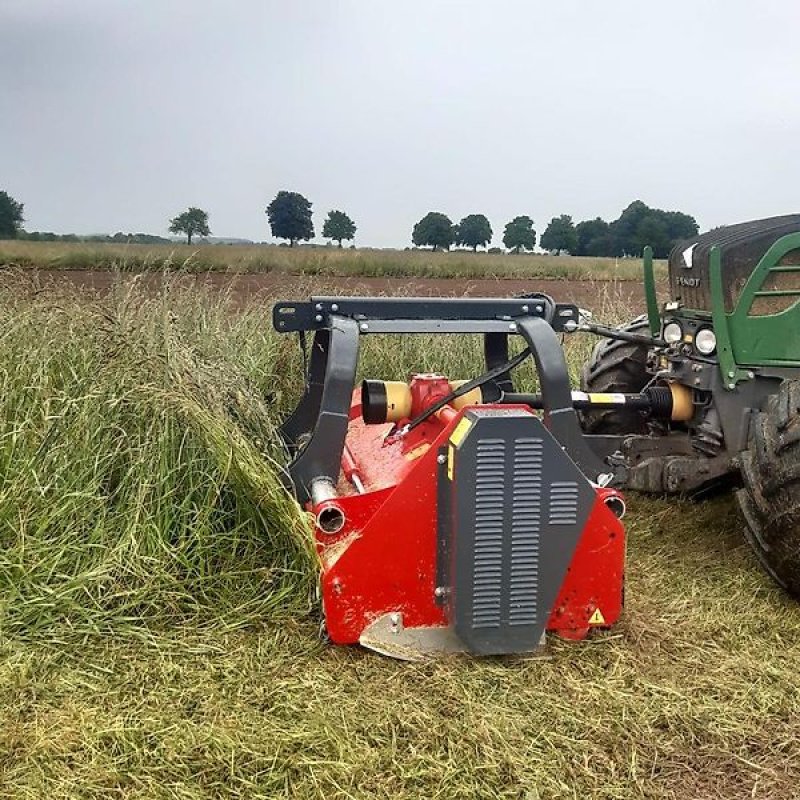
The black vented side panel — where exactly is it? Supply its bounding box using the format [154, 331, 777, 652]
[444, 409, 594, 655]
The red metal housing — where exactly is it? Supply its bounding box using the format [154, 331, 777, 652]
[309, 382, 626, 648]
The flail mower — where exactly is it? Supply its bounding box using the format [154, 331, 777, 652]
[273, 214, 800, 659]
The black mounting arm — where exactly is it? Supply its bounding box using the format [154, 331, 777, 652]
[272, 295, 609, 503]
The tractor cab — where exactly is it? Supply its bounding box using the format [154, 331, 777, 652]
[644, 214, 800, 384]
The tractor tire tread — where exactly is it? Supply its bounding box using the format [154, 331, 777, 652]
[738, 378, 800, 597]
[580, 315, 651, 435]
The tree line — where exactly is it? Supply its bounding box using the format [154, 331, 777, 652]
[410, 201, 698, 258]
[1, 187, 698, 258]
[259, 193, 697, 258]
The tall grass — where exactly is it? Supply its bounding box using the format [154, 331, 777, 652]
[1, 273, 798, 798]
[0, 239, 666, 281]
[0, 273, 315, 639]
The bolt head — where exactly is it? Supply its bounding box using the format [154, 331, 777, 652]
[359, 322, 369, 332]
[727, 370, 735, 378]
[521, 305, 529, 312]
[315, 314, 323, 323]
[437, 454, 446, 464]
[508, 322, 517, 332]
[331, 303, 339, 312]
[315, 303, 323, 311]
[747, 371, 755, 379]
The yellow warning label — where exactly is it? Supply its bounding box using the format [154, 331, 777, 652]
[447, 445, 455, 480]
[588, 608, 606, 625]
[449, 417, 472, 447]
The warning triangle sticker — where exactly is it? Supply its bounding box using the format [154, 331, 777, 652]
[589, 608, 606, 625]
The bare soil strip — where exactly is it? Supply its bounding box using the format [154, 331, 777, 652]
[14, 268, 651, 311]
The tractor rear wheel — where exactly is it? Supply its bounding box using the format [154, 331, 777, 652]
[580, 315, 651, 435]
[739, 379, 800, 598]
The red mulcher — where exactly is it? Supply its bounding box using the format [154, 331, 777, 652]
[272, 294, 665, 658]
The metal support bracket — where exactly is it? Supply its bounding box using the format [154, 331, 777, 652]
[280, 316, 360, 504]
[274, 295, 608, 500]
[516, 316, 610, 481]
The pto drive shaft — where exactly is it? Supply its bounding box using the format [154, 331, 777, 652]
[502, 385, 686, 420]
[361, 380, 693, 425]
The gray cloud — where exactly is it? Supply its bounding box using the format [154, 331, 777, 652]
[2, 0, 798, 247]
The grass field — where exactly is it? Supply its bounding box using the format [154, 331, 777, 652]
[0, 240, 667, 282]
[0, 271, 798, 799]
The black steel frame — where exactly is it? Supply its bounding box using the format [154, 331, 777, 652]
[272, 295, 609, 503]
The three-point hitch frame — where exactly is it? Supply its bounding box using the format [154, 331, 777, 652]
[272, 294, 614, 504]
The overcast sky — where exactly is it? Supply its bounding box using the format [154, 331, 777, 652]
[1, 1, 798, 247]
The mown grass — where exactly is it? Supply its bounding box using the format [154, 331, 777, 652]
[0, 240, 667, 282]
[0, 271, 797, 799]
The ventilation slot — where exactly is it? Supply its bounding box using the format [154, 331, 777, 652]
[508, 438, 542, 626]
[471, 439, 505, 629]
[549, 482, 578, 525]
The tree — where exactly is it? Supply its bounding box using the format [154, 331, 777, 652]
[662, 210, 699, 246]
[322, 210, 356, 247]
[455, 214, 492, 251]
[168, 207, 210, 245]
[540, 214, 578, 254]
[635, 216, 671, 259]
[609, 201, 698, 258]
[266, 191, 314, 246]
[0, 191, 24, 239]
[502, 215, 536, 253]
[412, 212, 455, 251]
[575, 217, 613, 256]
[609, 201, 651, 256]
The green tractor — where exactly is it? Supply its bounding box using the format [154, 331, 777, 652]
[580, 214, 800, 596]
